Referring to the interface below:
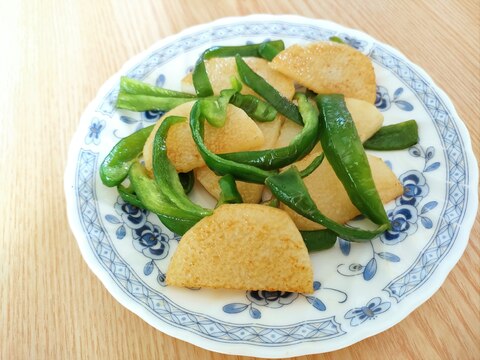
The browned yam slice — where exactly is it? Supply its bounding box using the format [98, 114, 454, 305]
[281, 153, 403, 230]
[166, 204, 314, 293]
[270, 42, 376, 103]
[195, 115, 285, 204]
[143, 102, 264, 173]
[275, 97, 383, 150]
[181, 57, 295, 99]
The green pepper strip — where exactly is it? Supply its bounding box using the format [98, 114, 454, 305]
[299, 153, 324, 178]
[219, 93, 318, 170]
[265, 167, 389, 241]
[128, 162, 202, 235]
[230, 93, 277, 122]
[117, 184, 145, 209]
[235, 54, 303, 125]
[363, 120, 418, 150]
[257, 41, 284, 61]
[178, 171, 195, 195]
[301, 230, 337, 252]
[317, 94, 390, 226]
[190, 100, 276, 184]
[100, 124, 154, 187]
[199, 89, 237, 127]
[116, 93, 194, 112]
[329, 36, 346, 44]
[217, 174, 243, 207]
[119, 76, 196, 98]
[152, 116, 212, 216]
[192, 40, 285, 97]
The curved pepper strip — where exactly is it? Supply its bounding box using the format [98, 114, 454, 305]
[117, 184, 145, 209]
[119, 76, 196, 98]
[128, 162, 203, 235]
[152, 116, 212, 217]
[317, 94, 390, 226]
[192, 40, 285, 97]
[265, 166, 389, 241]
[299, 153, 324, 178]
[116, 93, 194, 112]
[235, 54, 303, 125]
[217, 174, 243, 207]
[190, 100, 276, 184]
[199, 89, 237, 127]
[363, 119, 418, 150]
[230, 93, 277, 122]
[100, 124, 154, 187]
[219, 93, 318, 170]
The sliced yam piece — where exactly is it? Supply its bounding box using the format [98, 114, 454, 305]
[196, 115, 285, 204]
[143, 101, 264, 173]
[255, 115, 286, 148]
[344, 98, 384, 141]
[167, 204, 314, 293]
[281, 153, 403, 230]
[274, 98, 383, 150]
[182, 57, 295, 99]
[270, 42, 377, 103]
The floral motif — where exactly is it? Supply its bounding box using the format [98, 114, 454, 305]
[381, 205, 418, 245]
[344, 297, 391, 326]
[114, 198, 148, 230]
[375, 86, 413, 112]
[223, 281, 347, 319]
[106, 197, 173, 286]
[247, 291, 299, 309]
[85, 118, 106, 145]
[133, 222, 170, 260]
[398, 170, 429, 206]
[375, 86, 391, 110]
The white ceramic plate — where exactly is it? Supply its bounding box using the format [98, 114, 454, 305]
[64, 15, 478, 358]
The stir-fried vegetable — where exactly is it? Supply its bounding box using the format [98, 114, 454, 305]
[102, 39, 417, 249]
[235, 54, 303, 125]
[152, 115, 212, 216]
[190, 100, 276, 184]
[317, 94, 390, 226]
[265, 166, 389, 241]
[128, 162, 204, 235]
[363, 119, 418, 150]
[300, 230, 337, 252]
[219, 93, 318, 169]
[217, 174, 243, 207]
[100, 124, 154, 187]
[192, 40, 285, 97]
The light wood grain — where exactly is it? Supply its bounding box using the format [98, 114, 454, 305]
[1, 0, 478, 359]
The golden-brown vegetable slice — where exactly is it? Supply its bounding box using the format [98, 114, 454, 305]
[196, 115, 285, 203]
[143, 101, 264, 173]
[182, 57, 295, 99]
[281, 153, 403, 230]
[270, 42, 377, 103]
[275, 97, 383, 150]
[167, 204, 314, 293]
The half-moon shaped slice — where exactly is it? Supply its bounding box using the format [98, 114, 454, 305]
[167, 204, 314, 293]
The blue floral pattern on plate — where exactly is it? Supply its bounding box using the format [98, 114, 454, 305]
[344, 297, 391, 326]
[65, 16, 477, 357]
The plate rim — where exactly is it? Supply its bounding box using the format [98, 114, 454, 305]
[64, 14, 479, 358]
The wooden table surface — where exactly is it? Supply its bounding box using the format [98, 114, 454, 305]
[1, 0, 478, 359]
